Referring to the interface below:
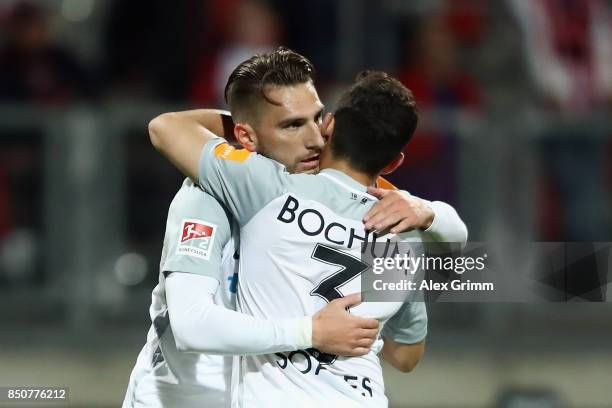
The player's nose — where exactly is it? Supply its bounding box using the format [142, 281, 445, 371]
[305, 121, 325, 150]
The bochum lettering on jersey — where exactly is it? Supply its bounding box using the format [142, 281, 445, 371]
[277, 195, 401, 259]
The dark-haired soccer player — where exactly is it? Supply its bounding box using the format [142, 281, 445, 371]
[151, 61, 466, 406]
[128, 48, 466, 408]
[123, 49, 389, 408]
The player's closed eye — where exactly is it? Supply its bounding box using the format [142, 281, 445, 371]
[283, 120, 304, 130]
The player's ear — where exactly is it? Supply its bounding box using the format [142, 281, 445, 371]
[234, 123, 258, 152]
[321, 113, 334, 144]
[380, 152, 404, 175]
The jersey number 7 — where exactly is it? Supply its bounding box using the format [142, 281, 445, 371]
[306, 244, 370, 364]
[310, 243, 370, 303]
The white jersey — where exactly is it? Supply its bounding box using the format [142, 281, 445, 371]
[198, 140, 428, 408]
[123, 178, 239, 408]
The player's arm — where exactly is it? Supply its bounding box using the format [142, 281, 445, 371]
[379, 302, 428, 373]
[167, 274, 379, 356]
[380, 338, 425, 373]
[148, 109, 233, 181]
[364, 187, 468, 247]
[150, 108, 278, 226]
[164, 187, 378, 357]
[197, 136, 290, 226]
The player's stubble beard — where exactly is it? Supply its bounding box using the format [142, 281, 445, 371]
[257, 143, 320, 175]
[298, 163, 320, 174]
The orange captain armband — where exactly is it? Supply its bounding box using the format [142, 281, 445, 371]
[375, 177, 398, 190]
[214, 143, 251, 163]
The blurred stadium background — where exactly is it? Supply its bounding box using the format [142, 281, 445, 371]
[0, 0, 611, 407]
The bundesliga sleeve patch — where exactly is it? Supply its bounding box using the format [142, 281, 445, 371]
[177, 219, 218, 260]
[214, 143, 251, 163]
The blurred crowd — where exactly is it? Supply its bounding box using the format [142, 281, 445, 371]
[0, 0, 611, 256]
[0, 0, 489, 106]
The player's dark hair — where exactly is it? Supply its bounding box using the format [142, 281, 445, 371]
[330, 71, 418, 176]
[224, 47, 315, 120]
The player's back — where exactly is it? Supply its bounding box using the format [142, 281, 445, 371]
[197, 140, 428, 407]
[123, 178, 238, 408]
[233, 169, 423, 408]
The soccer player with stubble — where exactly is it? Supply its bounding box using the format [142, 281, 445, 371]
[151, 47, 465, 403]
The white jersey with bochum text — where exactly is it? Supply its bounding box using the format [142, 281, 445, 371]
[198, 140, 428, 408]
[122, 178, 238, 408]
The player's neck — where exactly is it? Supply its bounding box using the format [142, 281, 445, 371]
[320, 159, 376, 187]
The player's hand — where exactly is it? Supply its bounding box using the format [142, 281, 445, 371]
[312, 293, 379, 357]
[363, 187, 434, 234]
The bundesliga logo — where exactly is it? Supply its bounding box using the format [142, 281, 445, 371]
[177, 219, 217, 260]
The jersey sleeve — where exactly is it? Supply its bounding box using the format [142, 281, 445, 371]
[161, 179, 232, 282]
[167, 273, 312, 356]
[197, 138, 289, 226]
[381, 302, 428, 344]
[422, 200, 468, 247]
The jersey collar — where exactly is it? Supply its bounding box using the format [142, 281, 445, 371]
[318, 168, 377, 199]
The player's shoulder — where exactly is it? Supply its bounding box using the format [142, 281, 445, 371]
[169, 178, 232, 227]
[280, 172, 335, 200]
[173, 178, 220, 204]
[211, 140, 287, 172]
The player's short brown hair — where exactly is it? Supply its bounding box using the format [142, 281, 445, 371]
[224, 47, 315, 122]
[331, 71, 418, 176]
